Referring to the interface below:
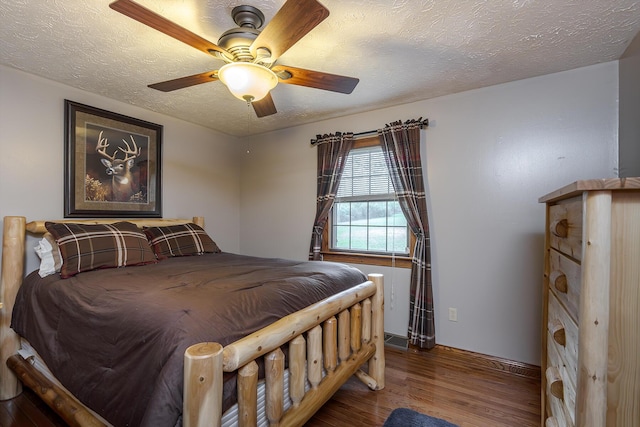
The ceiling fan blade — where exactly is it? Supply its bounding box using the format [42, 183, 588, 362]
[148, 71, 219, 92]
[250, 0, 329, 61]
[272, 65, 359, 94]
[109, 0, 229, 57]
[252, 93, 277, 117]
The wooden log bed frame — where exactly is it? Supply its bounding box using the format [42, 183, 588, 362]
[0, 216, 385, 427]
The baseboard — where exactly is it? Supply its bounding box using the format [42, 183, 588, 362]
[406, 343, 541, 380]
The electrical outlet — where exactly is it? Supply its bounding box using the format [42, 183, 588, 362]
[448, 308, 458, 322]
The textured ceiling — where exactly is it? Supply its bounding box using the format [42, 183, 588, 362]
[1, 0, 639, 136]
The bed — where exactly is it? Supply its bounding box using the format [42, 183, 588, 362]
[0, 216, 385, 427]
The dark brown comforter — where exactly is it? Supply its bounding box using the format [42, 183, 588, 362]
[11, 252, 366, 427]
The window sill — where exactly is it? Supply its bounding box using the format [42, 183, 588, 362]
[321, 251, 412, 269]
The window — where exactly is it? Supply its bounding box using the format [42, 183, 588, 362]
[321, 137, 413, 268]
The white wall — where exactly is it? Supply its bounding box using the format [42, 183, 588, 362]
[0, 64, 243, 273]
[619, 31, 640, 177]
[0, 61, 619, 366]
[240, 62, 619, 365]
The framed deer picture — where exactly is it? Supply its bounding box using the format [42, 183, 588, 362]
[64, 100, 162, 217]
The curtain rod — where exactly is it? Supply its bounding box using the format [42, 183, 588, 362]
[310, 118, 429, 145]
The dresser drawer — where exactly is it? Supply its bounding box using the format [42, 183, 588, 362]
[547, 330, 576, 425]
[549, 198, 583, 261]
[547, 293, 578, 386]
[548, 249, 581, 322]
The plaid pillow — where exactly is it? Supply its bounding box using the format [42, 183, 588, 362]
[45, 222, 157, 278]
[143, 223, 220, 259]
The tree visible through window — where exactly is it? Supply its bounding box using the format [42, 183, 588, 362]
[331, 145, 409, 255]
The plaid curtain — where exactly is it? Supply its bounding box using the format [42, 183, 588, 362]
[309, 132, 354, 260]
[378, 119, 434, 349]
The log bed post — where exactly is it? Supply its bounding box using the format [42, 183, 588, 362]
[1, 216, 25, 400]
[367, 273, 385, 390]
[183, 342, 223, 427]
[192, 216, 205, 228]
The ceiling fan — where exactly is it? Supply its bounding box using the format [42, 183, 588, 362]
[109, 0, 359, 118]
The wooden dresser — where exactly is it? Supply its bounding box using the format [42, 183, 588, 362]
[539, 178, 640, 427]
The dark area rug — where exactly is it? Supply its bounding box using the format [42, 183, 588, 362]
[383, 408, 459, 427]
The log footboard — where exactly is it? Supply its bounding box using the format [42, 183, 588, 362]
[184, 273, 385, 427]
[5, 275, 385, 427]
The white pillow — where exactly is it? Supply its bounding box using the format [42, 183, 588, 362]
[34, 233, 62, 278]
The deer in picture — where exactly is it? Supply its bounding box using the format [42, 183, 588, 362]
[96, 130, 142, 202]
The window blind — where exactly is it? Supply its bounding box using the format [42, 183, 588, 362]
[337, 146, 393, 198]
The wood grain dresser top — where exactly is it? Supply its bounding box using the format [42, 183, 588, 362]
[539, 177, 640, 203]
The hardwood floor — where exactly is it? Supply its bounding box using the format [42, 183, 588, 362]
[0, 388, 66, 427]
[307, 345, 541, 427]
[0, 345, 540, 427]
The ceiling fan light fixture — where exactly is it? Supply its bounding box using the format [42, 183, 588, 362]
[218, 62, 278, 103]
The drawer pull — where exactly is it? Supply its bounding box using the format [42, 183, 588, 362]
[549, 270, 568, 293]
[548, 318, 566, 346]
[550, 219, 568, 238]
[545, 417, 559, 427]
[546, 367, 564, 400]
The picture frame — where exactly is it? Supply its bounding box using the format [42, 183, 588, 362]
[64, 100, 162, 218]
